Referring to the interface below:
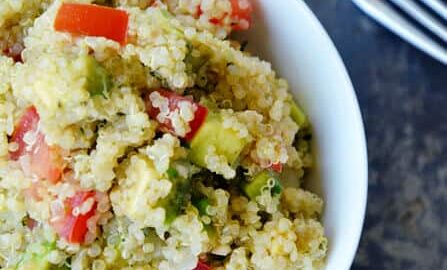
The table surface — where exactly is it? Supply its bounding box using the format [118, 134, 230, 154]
[303, 1, 447, 270]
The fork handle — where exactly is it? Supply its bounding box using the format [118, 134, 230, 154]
[352, 0, 447, 65]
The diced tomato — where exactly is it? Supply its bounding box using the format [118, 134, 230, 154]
[26, 217, 38, 230]
[208, 0, 252, 30]
[9, 107, 39, 160]
[195, 5, 203, 19]
[230, 0, 253, 31]
[23, 182, 46, 202]
[54, 3, 129, 44]
[271, 163, 283, 173]
[51, 191, 97, 244]
[9, 107, 64, 183]
[3, 43, 24, 62]
[209, 17, 223, 25]
[193, 261, 211, 270]
[184, 104, 208, 141]
[144, 89, 208, 141]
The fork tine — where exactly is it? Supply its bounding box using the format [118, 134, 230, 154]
[389, 0, 447, 43]
[419, 0, 447, 21]
[352, 0, 447, 65]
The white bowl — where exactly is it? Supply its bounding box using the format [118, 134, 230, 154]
[236, 1, 368, 269]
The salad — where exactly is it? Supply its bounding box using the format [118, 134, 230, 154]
[0, 0, 327, 269]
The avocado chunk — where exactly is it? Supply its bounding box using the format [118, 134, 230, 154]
[241, 170, 282, 200]
[17, 242, 56, 270]
[189, 112, 249, 169]
[77, 55, 113, 97]
[289, 100, 308, 127]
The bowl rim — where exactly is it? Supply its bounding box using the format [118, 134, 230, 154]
[287, 0, 369, 268]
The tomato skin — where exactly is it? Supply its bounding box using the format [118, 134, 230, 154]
[9, 107, 39, 160]
[271, 163, 283, 173]
[9, 106, 64, 183]
[208, 0, 252, 30]
[230, 0, 253, 31]
[193, 261, 211, 270]
[145, 89, 208, 141]
[3, 43, 24, 62]
[54, 3, 129, 44]
[184, 104, 208, 142]
[26, 217, 38, 230]
[29, 133, 64, 183]
[52, 191, 97, 244]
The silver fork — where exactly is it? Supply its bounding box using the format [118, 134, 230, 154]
[352, 0, 447, 65]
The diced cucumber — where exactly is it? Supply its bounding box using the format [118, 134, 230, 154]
[77, 55, 113, 97]
[199, 97, 218, 111]
[17, 242, 56, 270]
[241, 171, 282, 200]
[192, 197, 211, 216]
[159, 167, 191, 225]
[289, 100, 308, 127]
[166, 167, 179, 179]
[189, 112, 248, 169]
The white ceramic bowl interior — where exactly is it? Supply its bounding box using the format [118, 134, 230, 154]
[235, 1, 368, 269]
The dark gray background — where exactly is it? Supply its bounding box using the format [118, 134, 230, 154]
[303, 1, 447, 270]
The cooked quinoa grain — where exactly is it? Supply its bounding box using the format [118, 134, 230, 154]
[0, 1, 327, 269]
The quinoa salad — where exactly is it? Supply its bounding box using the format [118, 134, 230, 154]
[0, 0, 328, 269]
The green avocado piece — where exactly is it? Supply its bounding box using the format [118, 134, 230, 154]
[241, 170, 282, 200]
[189, 112, 248, 169]
[78, 55, 113, 97]
[289, 100, 308, 127]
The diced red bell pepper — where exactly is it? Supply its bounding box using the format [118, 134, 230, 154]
[144, 89, 208, 141]
[193, 261, 211, 270]
[51, 191, 98, 244]
[9, 107, 64, 183]
[54, 3, 129, 44]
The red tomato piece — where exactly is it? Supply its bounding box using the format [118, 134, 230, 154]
[9, 107, 39, 160]
[51, 191, 97, 244]
[195, 5, 203, 19]
[26, 217, 38, 230]
[209, 17, 223, 25]
[23, 182, 46, 202]
[271, 163, 283, 173]
[145, 89, 208, 141]
[193, 261, 211, 270]
[3, 43, 24, 62]
[54, 3, 129, 44]
[184, 104, 208, 141]
[29, 133, 64, 183]
[230, 0, 253, 31]
[9, 107, 64, 183]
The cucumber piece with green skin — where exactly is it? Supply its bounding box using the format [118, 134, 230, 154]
[77, 55, 113, 97]
[17, 242, 57, 270]
[289, 100, 308, 127]
[241, 170, 282, 200]
[189, 112, 249, 169]
[159, 167, 191, 225]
